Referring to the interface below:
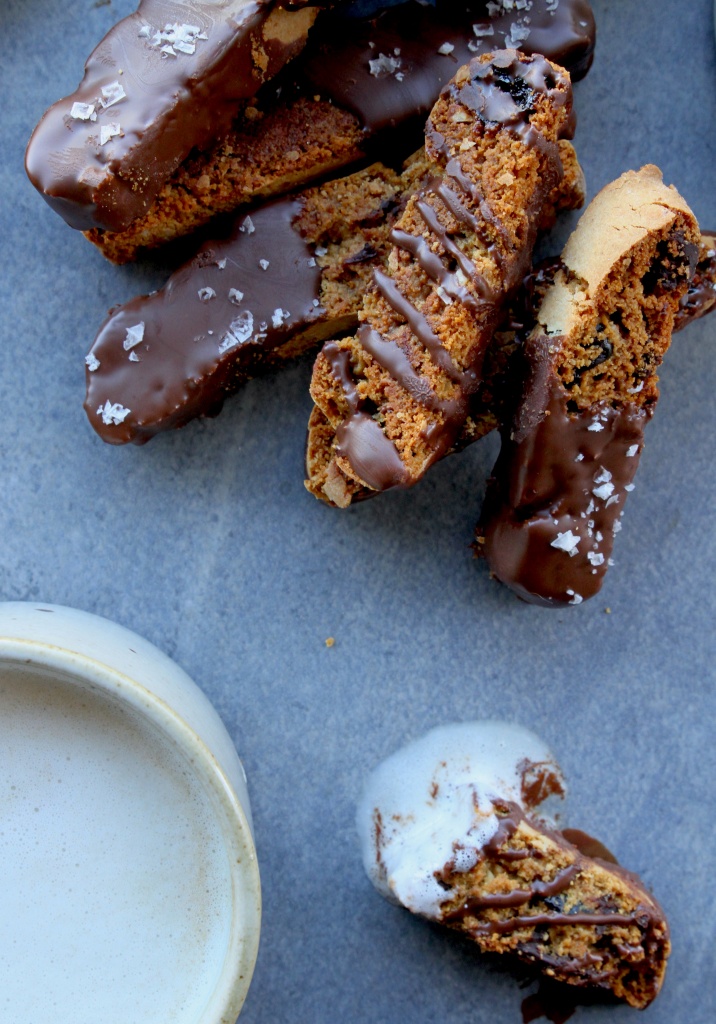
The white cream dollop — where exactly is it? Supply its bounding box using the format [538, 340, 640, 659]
[356, 721, 566, 919]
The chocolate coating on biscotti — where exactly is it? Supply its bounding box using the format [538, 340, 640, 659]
[85, 161, 407, 443]
[478, 166, 700, 606]
[303, 0, 594, 136]
[26, 1, 316, 232]
[306, 50, 575, 506]
[86, 0, 595, 262]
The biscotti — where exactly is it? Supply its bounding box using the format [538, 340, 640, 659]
[477, 165, 700, 606]
[83, 0, 596, 262]
[357, 722, 670, 1011]
[25, 0, 318, 233]
[84, 140, 585, 444]
[306, 50, 576, 508]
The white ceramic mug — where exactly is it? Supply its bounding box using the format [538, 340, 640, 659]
[0, 602, 261, 1024]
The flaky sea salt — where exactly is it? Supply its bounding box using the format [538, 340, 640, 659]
[626, 444, 639, 457]
[198, 287, 216, 302]
[219, 311, 254, 352]
[85, 353, 100, 372]
[259, 260, 269, 270]
[71, 102, 96, 122]
[550, 530, 580, 556]
[437, 42, 455, 55]
[228, 288, 244, 305]
[97, 401, 130, 425]
[99, 123, 122, 145]
[239, 216, 255, 235]
[123, 323, 145, 351]
[100, 82, 126, 108]
[368, 53, 402, 77]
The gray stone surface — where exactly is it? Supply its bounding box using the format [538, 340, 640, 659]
[2, 1, 715, 1021]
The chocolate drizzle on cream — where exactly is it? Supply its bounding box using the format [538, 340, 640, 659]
[85, 197, 323, 444]
[328, 51, 573, 492]
[25, 0, 316, 232]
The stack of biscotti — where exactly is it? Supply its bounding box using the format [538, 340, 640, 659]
[477, 165, 700, 606]
[305, 49, 577, 507]
[25, 0, 596, 263]
[84, 140, 586, 444]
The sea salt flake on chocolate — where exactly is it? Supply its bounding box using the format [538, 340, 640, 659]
[71, 102, 96, 122]
[161, 44, 176, 56]
[123, 322, 145, 351]
[438, 43, 455, 55]
[315, 246, 328, 257]
[259, 259, 269, 270]
[85, 353, 100, 372]
[588, 420, 604, 432]
[592, 482, 615, 500]
[473, 22, 495, 36]
[100, 82, 126, 108]
[575, 453, 584, 461]
[566, 589, 583, 605]
[128, 351, 140, 362]
[216, 259, 227, 270]
[138, 25, 151, 38]
[505, 23, 531, 46]
[369, 53, 402, 77]
[271, 308, 290, 328]
[198, 287, 216, 302]
[628, 381, 644, 394]
[605, 494, 620, 508]
[626, 444, 639, 457]
[228, 288, 244, 305]
[551, 530, 580, 556]
[97, 400, 130, 425]
[239, 216, 255, 234]
[99, 123, 122, 145]
[219, 311, 254, 353]
[613, 520, 622, 534]
[624, 483, 635, 492]
[594, 468, 612, 484]
[588, 552, 605, 566]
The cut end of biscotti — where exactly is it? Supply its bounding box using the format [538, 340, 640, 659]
[479, 165, 700, 606]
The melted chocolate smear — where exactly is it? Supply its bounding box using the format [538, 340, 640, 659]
[26, 1, 315, 232]
[333, 51, 570, 492]
[85, 197, 322, 444]
[301, 0, 594, 138]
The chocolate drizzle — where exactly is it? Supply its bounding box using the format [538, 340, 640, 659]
[437, 802, 668, 1007]
[85, 197, 323, 444]
[480, 343, 650, 607]
[26, 1, 316, 232]
[326, 343, 409, 490]
[328, 51, 573, 493]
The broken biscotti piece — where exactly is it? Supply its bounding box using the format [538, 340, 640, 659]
[84, 141, 584, 444]
[357, 722, 670, 1010]
[84, 0, 595, 263]
[25, 0, 318, 233]
[306, 50, 576, 508]
[477, 165, 700, 606]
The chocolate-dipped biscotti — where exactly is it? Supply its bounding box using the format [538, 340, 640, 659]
[358, 722, 670, 1010]
[306, 49, 576, 507]
[84, 136, 585, 444]
[74, 0, 595, 262]
[25, 0, 319, 234]
[477, 165, 700, 606]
